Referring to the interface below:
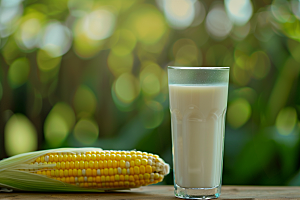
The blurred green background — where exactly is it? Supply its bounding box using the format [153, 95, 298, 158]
[0, 0, 300, 186]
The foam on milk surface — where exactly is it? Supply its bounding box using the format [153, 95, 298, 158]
[169, 84, 228, 188]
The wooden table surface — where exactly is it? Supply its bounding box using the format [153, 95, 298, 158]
[0, 185, 300, 200]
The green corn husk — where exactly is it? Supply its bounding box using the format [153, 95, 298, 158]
[0, 148, 105, 192]
[0, 148, 170, 192]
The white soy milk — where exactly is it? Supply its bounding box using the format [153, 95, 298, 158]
[169, 84, 228, 188]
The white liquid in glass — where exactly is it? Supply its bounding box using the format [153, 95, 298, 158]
[169, 84, 228, 188]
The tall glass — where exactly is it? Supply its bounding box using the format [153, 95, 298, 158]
[168, 67, 229, 199]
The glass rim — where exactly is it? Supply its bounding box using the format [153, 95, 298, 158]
[168, 66, 230, 70]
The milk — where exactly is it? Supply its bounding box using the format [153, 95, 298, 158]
[169, 84, 228, 188]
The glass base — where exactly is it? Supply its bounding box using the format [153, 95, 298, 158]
[174, 184, 221, 199]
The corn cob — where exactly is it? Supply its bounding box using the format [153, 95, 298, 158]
[0, 148, 170, 192]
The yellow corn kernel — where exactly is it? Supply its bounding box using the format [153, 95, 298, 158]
[96, 154, 101, 161]
[79, 177, 84, 182]
[146, 165, 152, 173]
[124, 175, 129, 181]
[126, 155, 131, 161]
[105, 176, 110, 182]
[103, 168, 108, 175]
[140, 180, 145, 185]
[101, 175, 105, 182]
[120, 160, 126, 168]
[92, 169, 97, 176]
[109, 168, 114, 175]
[154, 173, 160, 179]
[69, 169, 73, 176]
[108, 160, 113, 168]
[85, 161, 89, 169]
[94, 161, 99, 169]
[119, 181, 124, 187]
[55, 169, 59, 177]
[79, 161, 85, 169]
[115, 174, 120, 181]
[89, 161, 94, 168]
[124, 181, 129, 187]
[68, 154, 72, 161]
[49, 155, 54, 162]
[81, 154, 86, 161]
[134, 166, 140, 174]
[86, 154, 91, 161]
[65, 161, 70, 169]
[116, 154, 121, 161]
[78, 169, 82, 176]
[56, 177, 61, 181]
[112, 160, 118, 168]
[76, 154, 82, 161]
[70, 161, 74, 169]
[141, 159, 148, 165]
[61, 162, 65, 169]
[61, 177, 66, 182]
[63, 154, 68, 161]
[114, 168, 118, 175]
[70, 177, 75, 183]
[110, 175, 115, 182]
[91, 154, 96, 161]
[144, 173, 150, 179]
[135, 159, 141, 166]
[122, 168, 126, 175]
[131, 154, 137, 160]
[72, 155, 77, 161]
[129, 182, 135, 187]
[114, 182, 119, 187]
[75, 161, 80, 169]
[140, 165, 145, 174]
[134, 175, 139, 180]
[64, 169, 69, 176]
[41, 156, 45, 163]
[73, 169, 77, 176]
[139, 174, 143, 180]
[121, 154, 126, 160]
[120, 175, 124, 181]
[58, 154, 63, 162]
[54, 155, 59, 162]
[103, 160, 108, 168]
[104, 154, 109, 160]
[130, 160, 135, 167]
[36, 157, 41, 163]
[100, 154, 106, 160]
[130, 167, 134, 175]
[110, 154, 116, 160]
[87, 168, 92, 176]
[96, 176, 101, 182]
[98, 160, 103, 168]
[42, 171, 46, 176]
[88, 177, 93, 182]
[59, 169, 64, 177]
[56, 162, 61, 169]
[51, 170, 55, 177]
[65, 177, 70, 183]
[100, 169, 104, 175]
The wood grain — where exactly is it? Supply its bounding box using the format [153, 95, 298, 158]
[0, 186, 300, 200]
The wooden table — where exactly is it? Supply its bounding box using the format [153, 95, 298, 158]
[0, 186, 299, 199]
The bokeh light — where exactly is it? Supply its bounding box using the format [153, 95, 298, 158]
[206, 3, 232, 40]
[127, 5, 166, 45]
[114, 73, 140, 104]
[162, 0, 195, 30]
[227, 98, 251, 129]
[225, 0, 253, 26]
[0, 82, 2, 101]
[40, 21, 72, 57]
[44, 102, 75, 147]
[73, 85, 97, 118]
[141, 100, 164, 129]
[4, 113, 37, 156]
[8, 57, 30, 88]
[110, 29, 136, 56]
[276, 107, 297, 135]
[107, 51, 134, 77]
[140, 63, 162, 97]
[74, 118, 99, 145]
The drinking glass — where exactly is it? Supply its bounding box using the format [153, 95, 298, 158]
[168, 66, 230, 199]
